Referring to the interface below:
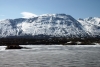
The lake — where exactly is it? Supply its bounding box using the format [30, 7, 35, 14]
[0, 45, 100, 67]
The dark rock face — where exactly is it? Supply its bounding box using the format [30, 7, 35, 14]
[6, 45, 23, 49]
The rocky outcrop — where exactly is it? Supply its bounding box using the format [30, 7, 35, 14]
[6, 45, 23, 49]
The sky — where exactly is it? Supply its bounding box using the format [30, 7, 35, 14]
[0, 0, 100, 20]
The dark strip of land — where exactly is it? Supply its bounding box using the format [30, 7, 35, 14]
[0, 37, 100, 45]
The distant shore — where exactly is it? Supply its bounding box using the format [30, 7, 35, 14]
[0, 37, 100, 45]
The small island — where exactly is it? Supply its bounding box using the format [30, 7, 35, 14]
[6, 45, 23, 49]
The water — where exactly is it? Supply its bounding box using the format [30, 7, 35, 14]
[0, 45, 100, 67]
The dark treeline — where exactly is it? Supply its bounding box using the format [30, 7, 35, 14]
[0, 37, 100, 45]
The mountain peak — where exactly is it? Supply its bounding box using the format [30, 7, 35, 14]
[0, 14, 100, 38]
[0, 13, 88, 38]
[39, 13, 71, 17]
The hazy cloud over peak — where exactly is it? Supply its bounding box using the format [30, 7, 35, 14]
[21, 12, 37, 18]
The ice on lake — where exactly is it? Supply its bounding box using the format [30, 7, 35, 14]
[0, 45, 100, 67]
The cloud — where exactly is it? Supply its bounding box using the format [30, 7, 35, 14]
[21, 12, 37, 18]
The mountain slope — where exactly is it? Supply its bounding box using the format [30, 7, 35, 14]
[78, 17, 100, 37]
[0, 14, 95, 38]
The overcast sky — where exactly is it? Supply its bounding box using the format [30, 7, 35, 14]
[0, 0, 100, 20]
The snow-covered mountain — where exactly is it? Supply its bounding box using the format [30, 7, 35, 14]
[78, 17, 100, 37]
[0, 14, 99, 38]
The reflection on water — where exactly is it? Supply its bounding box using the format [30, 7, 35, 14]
[0, 45, 100, 67]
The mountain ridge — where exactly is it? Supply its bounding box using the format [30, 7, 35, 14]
[0, 14, 99, 38]
[78, 17, 100, 37]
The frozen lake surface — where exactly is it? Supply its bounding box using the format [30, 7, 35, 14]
[0, 45, 100, 67]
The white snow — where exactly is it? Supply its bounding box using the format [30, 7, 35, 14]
[0, 14, 100, 37]
[0, 14, 87, 37]
[78, 17, 100, 36]
[0, 45, 100, 67]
